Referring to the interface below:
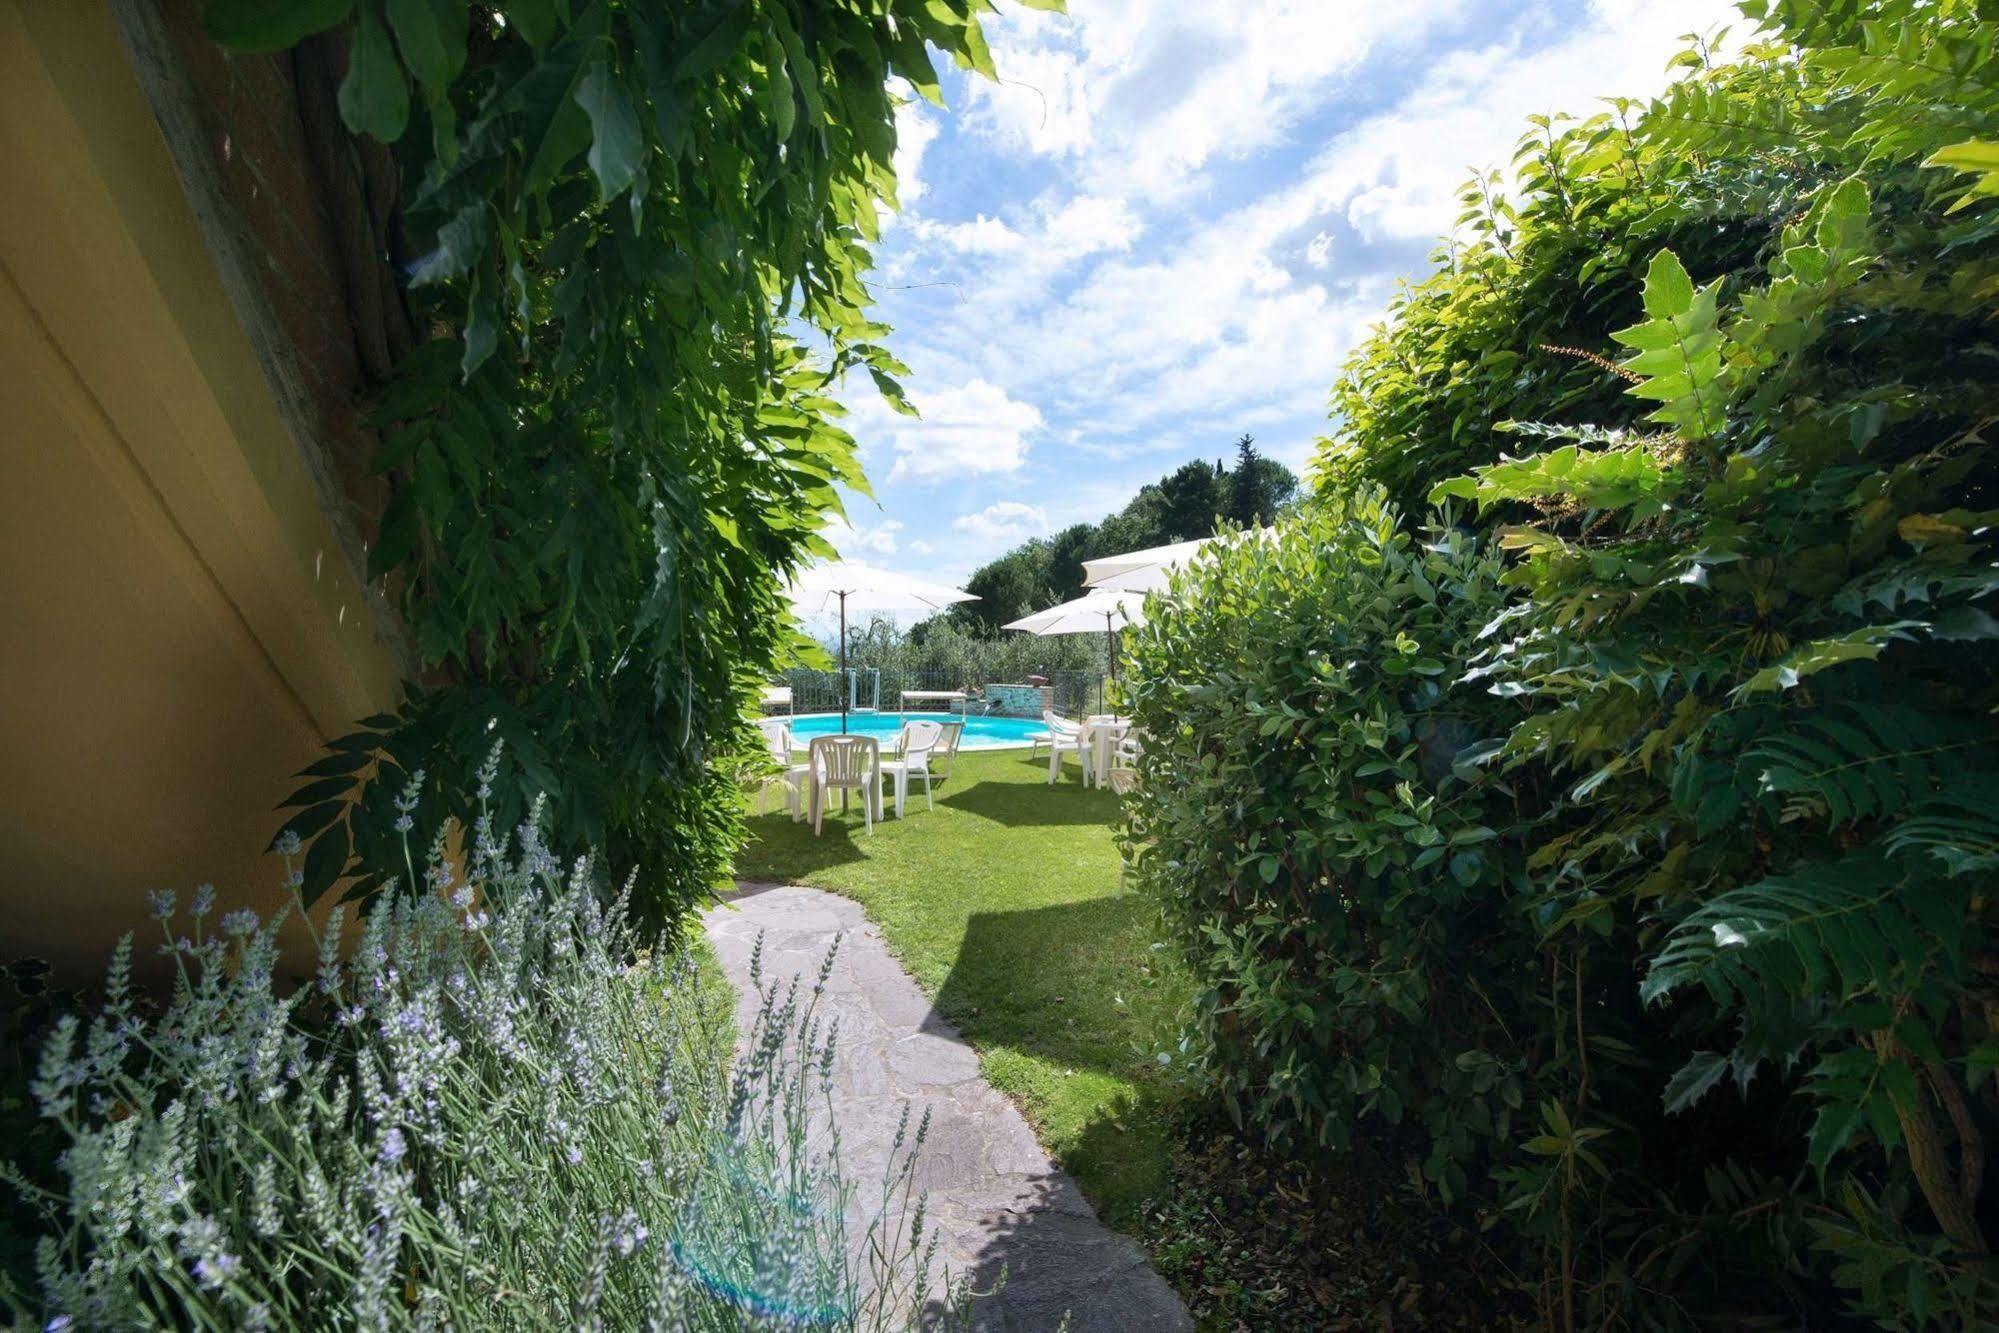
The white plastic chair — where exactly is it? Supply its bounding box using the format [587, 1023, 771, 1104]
[808, 734, 879, 835]
[753, 720, 796, 816]
[1107, 729, 1142, 794]
[1030, 708, 1084, 760]
[933, 720, 966, 781]
[880, 720, 944, 817]
[1043, 711, 1090, 785]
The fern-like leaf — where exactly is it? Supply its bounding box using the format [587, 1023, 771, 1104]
[1642, 851, 1970, 1010]
[1610, 250, 1729, 441]
[1883, 787, 1999, 877]
[1739, 704, 1981, 827]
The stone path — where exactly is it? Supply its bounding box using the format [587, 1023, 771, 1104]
[703, 883, 1191, 1332]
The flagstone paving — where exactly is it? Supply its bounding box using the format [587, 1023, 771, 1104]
[703, 882, 1191, 1331]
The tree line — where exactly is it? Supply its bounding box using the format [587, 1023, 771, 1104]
[940, 434, 1296, 634]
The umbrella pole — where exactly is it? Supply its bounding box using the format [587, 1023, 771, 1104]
[839, 591, 850, 812]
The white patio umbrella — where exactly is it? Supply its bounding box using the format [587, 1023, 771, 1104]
[785, 561, 976, 731]
[1081, 529, 1272, 593]
[1003, 588, 1147, 681]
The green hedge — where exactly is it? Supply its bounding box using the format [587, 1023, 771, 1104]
[1132, 2, 1999, 1325]
[1120, 493, 1527, 1203]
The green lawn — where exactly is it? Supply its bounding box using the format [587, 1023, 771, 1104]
[734, 747, 1192, 1224]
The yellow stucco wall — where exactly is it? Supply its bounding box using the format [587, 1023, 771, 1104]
[0, 2, 402, 972]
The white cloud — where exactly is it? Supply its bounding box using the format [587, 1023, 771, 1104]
[964, 0, 1467, 201]
[1041, 193, 1141, 260]
[953, 501, 1048, 542]
[907, 192, 1139, 272]
[1267, 0, 1744, 255]
[892, 96, 941, 206]
[821, 515, 902, 558]
[865, 378, 1042, 484]
[854, 0, 1744, 572]
[911, 213, 1025, 255]
[888, 0, 1740, 458]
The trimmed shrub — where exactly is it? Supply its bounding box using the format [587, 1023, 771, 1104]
[5, 771, 950, 1329]
[1119, 491, 1527, 1201]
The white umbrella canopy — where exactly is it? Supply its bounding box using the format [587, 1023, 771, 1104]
[785, 560, 978, 617]
[1081, 529, 1271, 593]
[1079, 537, 1213, 592]
[1003, 588, 1147, 635]
[1004, 589, 1147, 681]
[783, 561, 976, 729]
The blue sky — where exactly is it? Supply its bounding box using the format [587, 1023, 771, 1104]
[820, 0, 1741, 587]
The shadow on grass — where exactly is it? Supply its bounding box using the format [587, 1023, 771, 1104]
[735, 807, 869, 880]
[936, 772, 1119, 828]
[931, 899, 1187, 1320]
[934, 894, 1151, 1073]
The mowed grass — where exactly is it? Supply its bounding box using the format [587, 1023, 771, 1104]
[734, 747, 1192, 1225]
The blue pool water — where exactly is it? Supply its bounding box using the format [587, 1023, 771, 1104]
[782, 711, 1045, 750]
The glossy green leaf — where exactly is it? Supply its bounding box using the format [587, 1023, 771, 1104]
[338, 4, 411, 142]
[203, 0, 353, 52]
[674, 3, 751, 81]
[574, 60, 643, 202]
[385, 0, 465, 95]
[501, 0, 557, 49]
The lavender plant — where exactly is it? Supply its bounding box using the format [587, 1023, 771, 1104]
[5, 761, 954, 1329]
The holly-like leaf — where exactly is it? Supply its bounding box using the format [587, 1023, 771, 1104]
[1807, 1095, 1867, 1174]
[1663, 1051, 1729, 1114]
[1923, 139, 1999, 212]
[1640, 247, 1695, 320]
[1735, 623, 1924, 695]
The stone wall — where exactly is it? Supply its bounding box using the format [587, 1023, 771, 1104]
[982, 684, 1050, 718]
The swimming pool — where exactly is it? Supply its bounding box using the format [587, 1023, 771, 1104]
[780, 711, 1046, 750]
